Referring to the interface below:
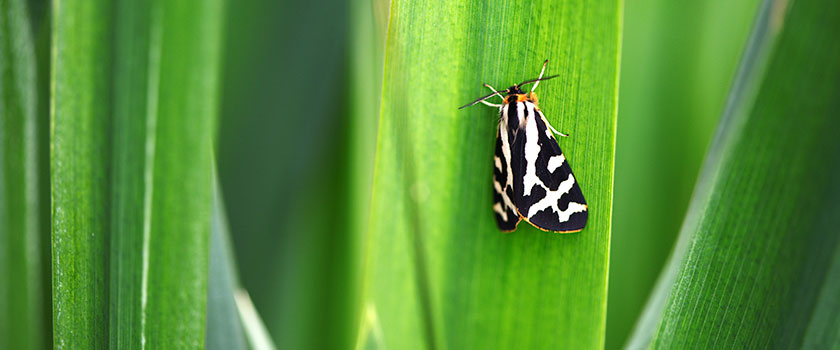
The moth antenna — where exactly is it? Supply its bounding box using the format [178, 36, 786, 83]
[516, 74, 559, 90]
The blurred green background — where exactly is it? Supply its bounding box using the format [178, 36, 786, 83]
[2, 0, 840, 348]
[218, 0, 354, 348]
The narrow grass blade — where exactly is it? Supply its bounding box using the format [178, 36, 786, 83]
[349, 0, 388, 240]
[108, 0, 155, 347]
[802, 246, 840, 348]
[50, 0, 113, 347]
[348, 0, 389, 347]
[629, 0, 840, 347]
[361, 0, 621, 348]
[141, 0, 223, 347]
[109, 0, 223, 347]
[206, 180, 248, 350]
[206, 168, 278, 350]
[0, 0, 44, 348]
[607, 0, 761, 347]
[233, 290, 277, 350]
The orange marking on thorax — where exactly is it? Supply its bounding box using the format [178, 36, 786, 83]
[504, 92, 540, 107]
[528, 92, 539, 106]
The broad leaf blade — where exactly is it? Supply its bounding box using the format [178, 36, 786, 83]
[629, 0, 840, 347]
[361, 0, 620, 348]
[53, 0, 223, 347]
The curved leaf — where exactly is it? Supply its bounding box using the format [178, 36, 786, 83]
[206, 182, 248, 350]
[629, 0, 840, 347]
[606, 0, 760, 346]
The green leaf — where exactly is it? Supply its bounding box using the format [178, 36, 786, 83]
[53, 0, 223, 347]
[628, 0, 840, 347]
[606, 0, 761, 347]
[110, 0, 223, 347]
[0, 0, 46, 348]
[108, 0, 154, 346]
[347, 0, 388, 348]
[360, 0, 620, 348]
[349, 0, 388, 240]
[50, 0, 113, 346]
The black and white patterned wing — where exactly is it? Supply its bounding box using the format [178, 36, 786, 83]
[511, 102, 587, 232]
[492, 121, 521, 232]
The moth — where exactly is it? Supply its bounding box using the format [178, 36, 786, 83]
[459, 60, 588, 233]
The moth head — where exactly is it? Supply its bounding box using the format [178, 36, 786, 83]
[457, 67, 559, 109]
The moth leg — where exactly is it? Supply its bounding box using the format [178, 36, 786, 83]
[483, 83, 504, 99]
[478, 83, 504, 107]
[531, 59, 549, 92]
[546, 121, 569, 137]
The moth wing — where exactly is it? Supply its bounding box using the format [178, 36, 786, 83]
[493, 124, 521, 232]
[512, 104, 588, 232]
